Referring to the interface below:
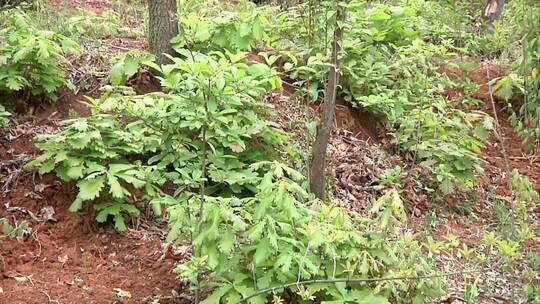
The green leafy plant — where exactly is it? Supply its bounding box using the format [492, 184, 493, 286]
[497, 239, 522, 266]
[377, 166, 404, 189]
[271, 1, 494, 195]
[0, 217, 28, 241]
[463, 280, 479, 302]
[395, 107, 492, 194]
[27, 46, 447, 302]
[25, 103, 153, 231]
[0, 9, 79, 102]
[168, 165, 444, 303]
[95, 201, 140, 231]
[492, 73, 524, 102]
[172, 7, 273, 53]
[500, 5, 540, 147]
[510, 169, 539, 221]
[27, 51, 284, 231]
[108, 50, 154, 86]
[64, 10, 142, 39]
[0, 104, 10, 127]
[491, 199, 517, 240]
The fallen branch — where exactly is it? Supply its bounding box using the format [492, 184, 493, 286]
[238, 269, 481, 303]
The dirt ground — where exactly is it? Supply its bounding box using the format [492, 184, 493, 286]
[0, 91, 187, 304]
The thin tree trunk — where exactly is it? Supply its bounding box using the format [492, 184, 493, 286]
[309, 3, 345, 200]
[484, 0, 505, 21]
[0, 0, 24, 11]
[148, 0, 179, 65]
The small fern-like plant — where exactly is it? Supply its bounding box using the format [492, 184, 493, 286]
[0, 104, 10, 127]
[0, 9, 79, 102]
[24, 109, 153, 231]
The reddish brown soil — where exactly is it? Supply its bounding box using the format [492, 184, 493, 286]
[470, 63, 540, 193]
[335, 98, 384, 144]
[1, 93, 185, 304]
[440, 60, 540, 194]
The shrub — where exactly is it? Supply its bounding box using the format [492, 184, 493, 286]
[26, 51, 284, 229]
[0, 9, 79, 102]
[168, 169, 444, 303]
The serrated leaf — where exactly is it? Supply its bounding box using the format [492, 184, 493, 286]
[248, 221, 266, 241]
[66, 165, 85, 179]
[253, 237, 271, 265]
[275, 254, 292, 272]
[116, 172, 146, 188]
[69, 197, 84, 212]
[474, 124, 489, 141]
[6, 77, 24, 91]
[201, 285, 232, 304]
[77, 176, 105, 201]
[219, 232, 236, 254]
[37, 40, 50, 60]
[440, 178, 454, 194]
[38, 159, 56, 175]
[95, 208, 110, 223]
[114, 213, 127, 231]
[107, 173, 125, 198]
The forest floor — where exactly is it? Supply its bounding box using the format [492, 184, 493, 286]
[1, 1, 539, 304]
[2, 59, 539, 304]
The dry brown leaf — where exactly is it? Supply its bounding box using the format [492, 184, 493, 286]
[58, 254, 69, 264]
[114, 288, 132, 298]
[229, 144, 244, 153]
[13, 275, 32, 283]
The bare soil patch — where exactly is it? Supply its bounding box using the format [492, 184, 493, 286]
[1, 94, 184, 304]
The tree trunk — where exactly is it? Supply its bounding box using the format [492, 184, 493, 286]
[0, 0, 25, 11]
[309, 3, 345, 200]
[484, 0, 505, 21]
[148, 0, 179, 65]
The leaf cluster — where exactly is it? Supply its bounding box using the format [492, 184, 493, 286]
[172, 8, 273, 53]
[0, 104, 10, 127]
[26, 51, 284, 230]
[0, 9, 79, 101]
[169, 165, 444, 303]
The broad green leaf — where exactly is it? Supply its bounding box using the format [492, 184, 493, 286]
[253, 237, 271, 265]
[110, 60, 126, 86]
[77, 176, 105, 201]
[123, 58, 139, 77]
[440, 178, 454, 194]
[38, 159, 56, 175]
[219, 231, 236, 254]
[66, 166, 85, 179]
[69, 198, 84, 212]
[114, 213, 127, 231]
[201, 285, 232, 304]
[107, 174, 125, 198]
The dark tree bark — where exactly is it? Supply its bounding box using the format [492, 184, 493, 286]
[484, 0, 505, 21]
[309, 3, 345, 200]
[148, 0, 179, 65]
[0, 0, 25, 11]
